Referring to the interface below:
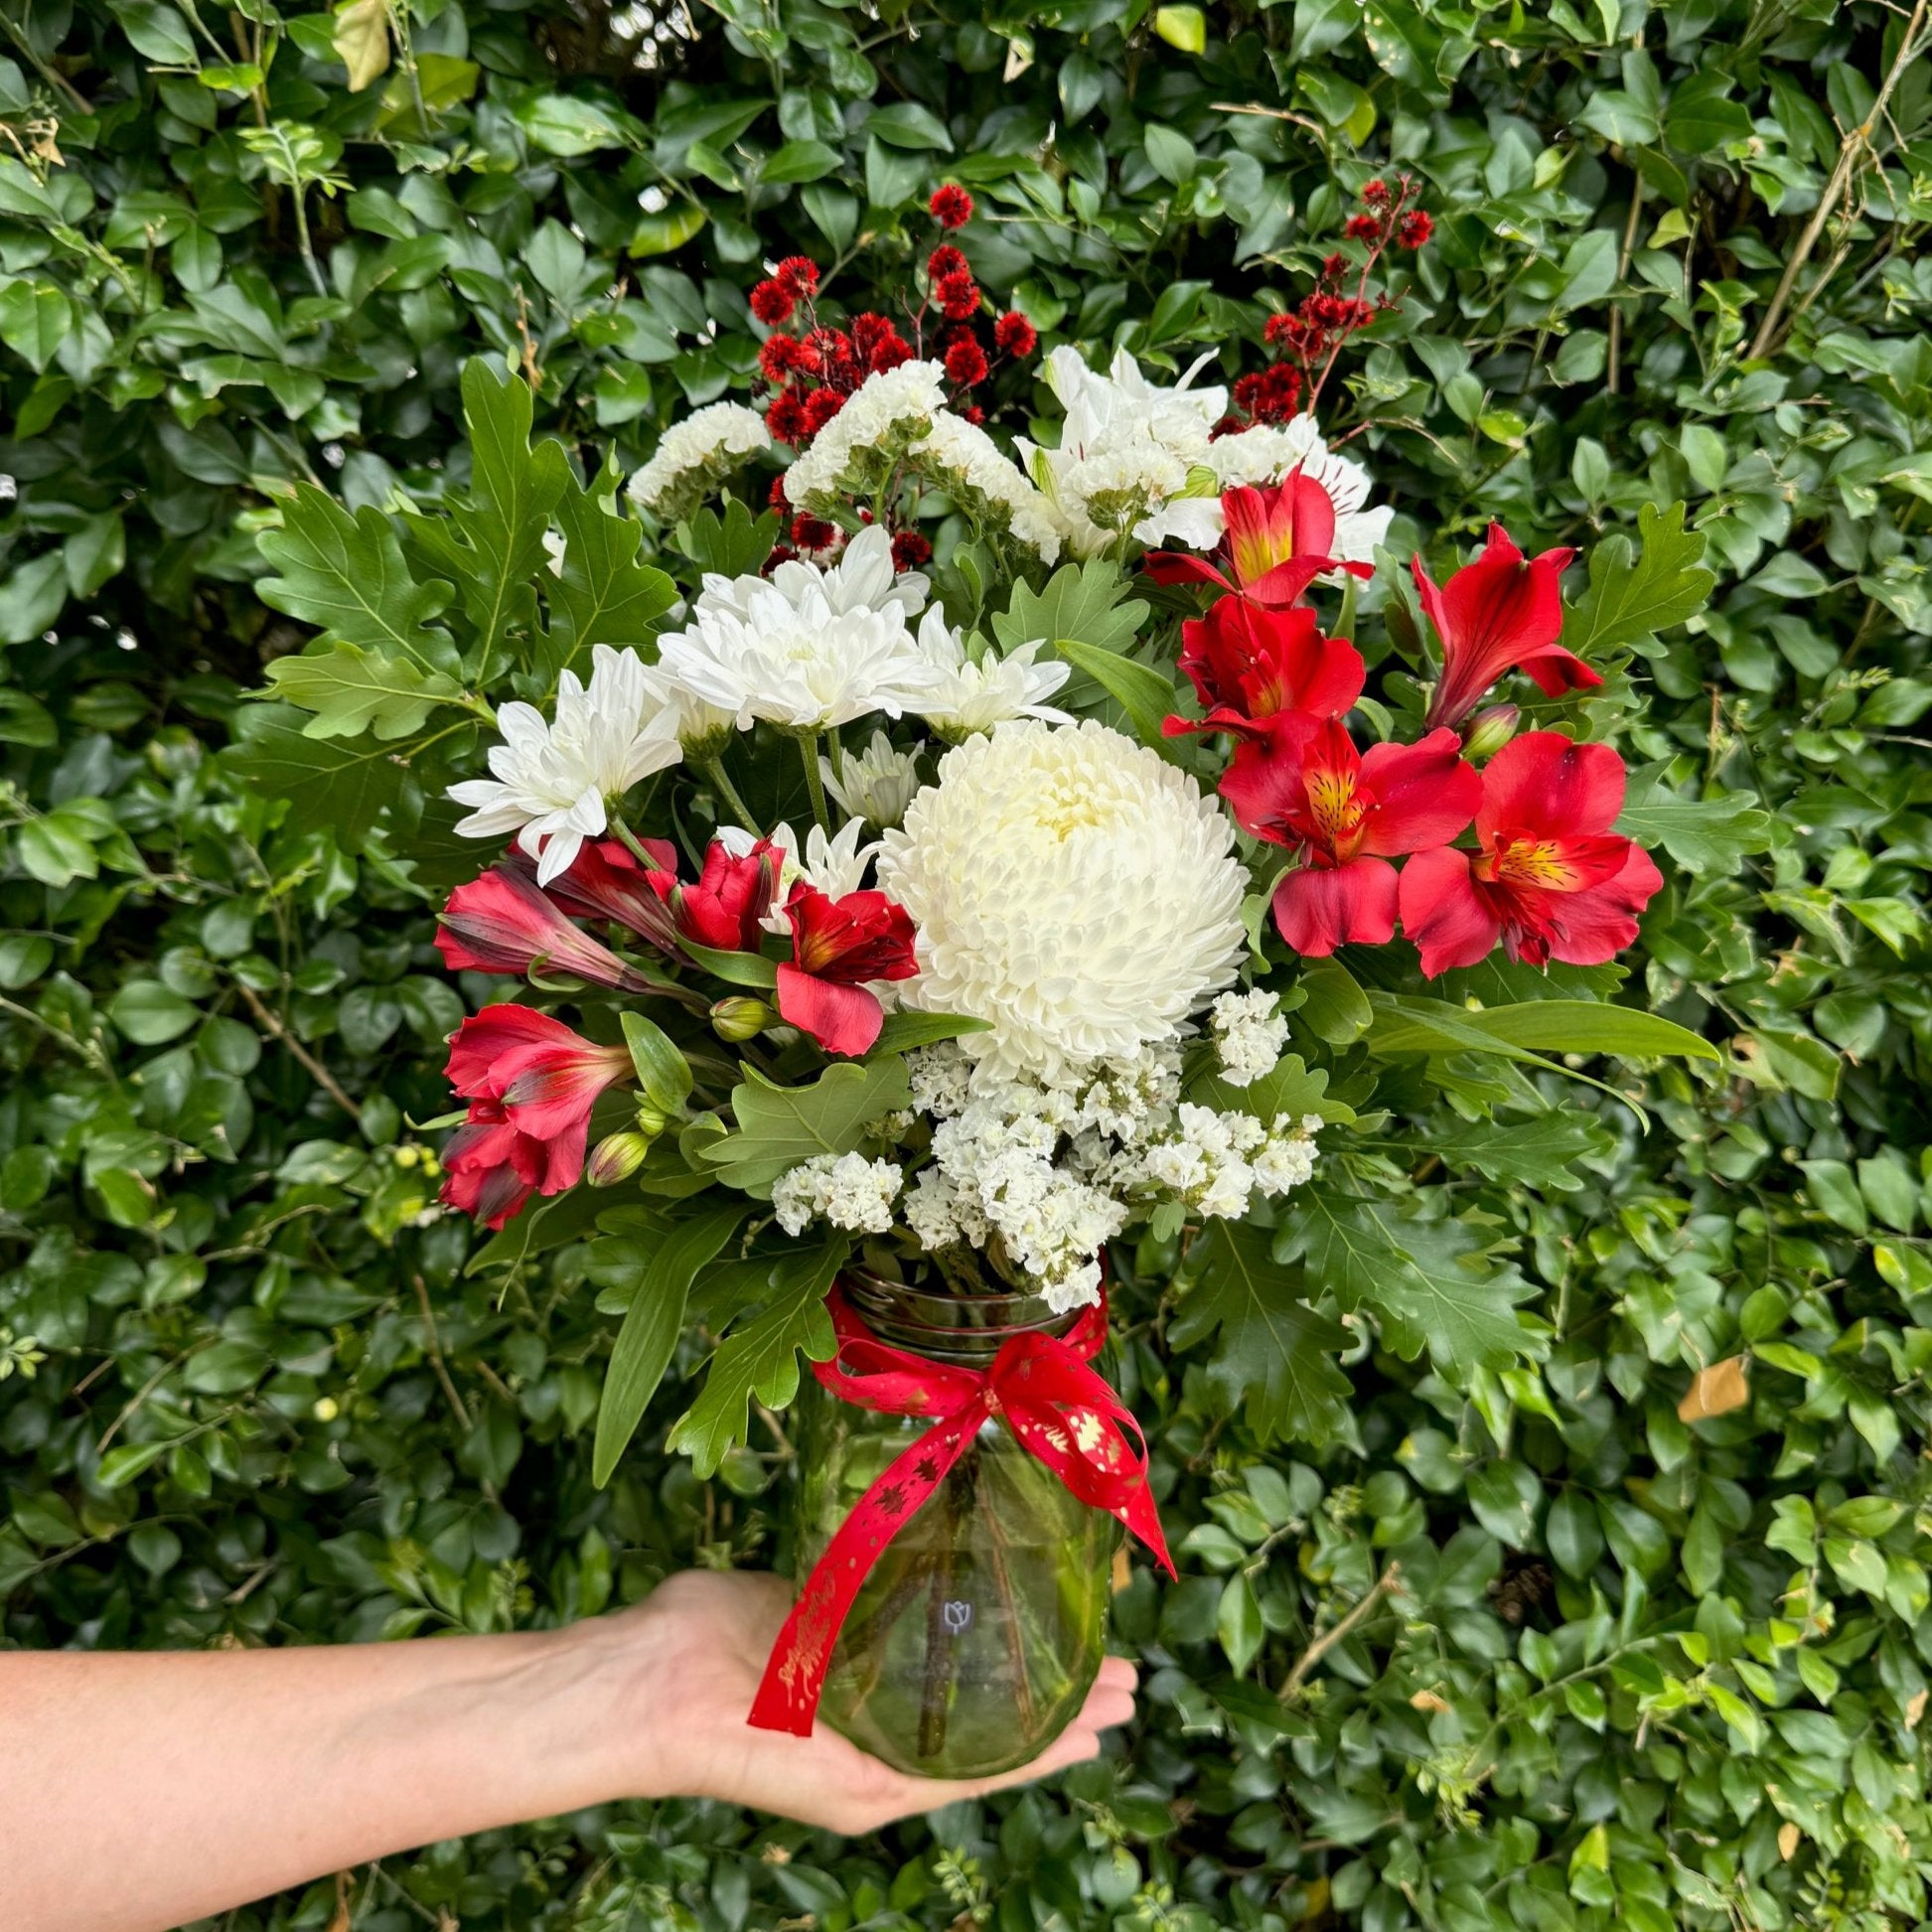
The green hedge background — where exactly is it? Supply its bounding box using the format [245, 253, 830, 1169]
[3, 1, 1932, 1927]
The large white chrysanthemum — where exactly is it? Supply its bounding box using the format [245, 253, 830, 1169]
[1015, 347, 1226, 557]
[626, 401, 771, 519]
[653, 575, 943, 733]
[876, 719, 1248, 1076]
[907, 606, 1072, 739]
[1207, 416, 1394, 567]
[696, 523, 928, 626]
[448, 645, 683, 884]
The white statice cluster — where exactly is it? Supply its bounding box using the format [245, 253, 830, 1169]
[1210, 989, 1289, 1089]
[448, 644, 682, 883]
[881, 1043, 1319, 1311]
[626, 401, 773, 520]
[1207, 414, 1394, 569]
[783, 364, 1061, 563]
[877, 719, 1248, 1078]
[773, 1151, 903, 1237]
[1016, 348, 1226, 558]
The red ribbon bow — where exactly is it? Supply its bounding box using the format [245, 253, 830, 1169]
[747, 1283, 1175, 1736]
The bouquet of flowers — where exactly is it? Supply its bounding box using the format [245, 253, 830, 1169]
[245, 178, 1719, 1776]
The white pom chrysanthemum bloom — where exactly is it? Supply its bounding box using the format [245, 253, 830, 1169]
[654, 575, 943, 733]
[448, 645, 683, 884]
[876, 719, 1248, 1077]
[1207, 416, 1394, 568]
[696, 523, 927, 627]
[908, 606, 1072, 739]
[782, 361, 949, 511]
[626, 401, 771, 520]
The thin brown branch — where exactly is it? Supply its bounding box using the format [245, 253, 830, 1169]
[1746, 0, 1930, 360]
[412, 1273, 474, 1436]
[1278, 1560, 1405, 1700]
[235, 980, 360, 1117]
[1605, 175, 1647, 396]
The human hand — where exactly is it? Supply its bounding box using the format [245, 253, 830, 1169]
[591, 1569, 1138, 1833]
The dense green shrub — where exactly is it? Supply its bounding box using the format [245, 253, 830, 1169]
[3, 2, 1931, 1928]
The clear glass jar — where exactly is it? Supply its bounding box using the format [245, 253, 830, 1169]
[793, 1271, 1122, 1779]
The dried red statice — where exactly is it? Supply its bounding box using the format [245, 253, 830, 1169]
[892, 529, 934, 569]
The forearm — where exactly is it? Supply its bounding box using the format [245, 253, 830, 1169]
[0, 1614, 655, 1932]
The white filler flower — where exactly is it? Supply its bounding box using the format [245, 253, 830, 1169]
[449, 645, 683, 884]
[783, 361, 949, 511]
[627, 401, 771, 519]
[654, 571, 943, 733]
[822, 727, 923, 826]
[876, 719, 1248, 1076]
[1207, 415, 1394, 568]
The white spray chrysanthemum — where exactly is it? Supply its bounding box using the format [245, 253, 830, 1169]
[876, 719, 1248, 1077]
[695, 524, 927, 627]
[1207, 416, 1394, 568]
[653, 574, 943, 733]
[626, 401, 772, 520]
[822, 727, 923, 827]
[448, 645, 682, 884]
[908, 606, 1073, 739]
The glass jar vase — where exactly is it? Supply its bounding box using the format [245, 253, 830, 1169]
[792, 1271, 1122, 1779]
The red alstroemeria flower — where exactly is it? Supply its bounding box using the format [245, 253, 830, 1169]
[439, 1005, 632, 1226]
[1166, 600, 1366, 739]
[437, 865, 652, 991]
[1221, 716, 1481, 957]
[776, 884, 919, 1057]
[1414, 524, 1595, 729]
[1146, 474, 1372, 608]
[540, 837, 683, 958]
[440, 1101, 575, 1230]
[656, 837, 785, 954]
[1398, 731, 1664, 975]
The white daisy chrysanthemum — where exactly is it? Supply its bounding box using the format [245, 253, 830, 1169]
[876, 719, 1248, 1077]
[695, 523, 928, 627]
[448, 645, 683, 885]
[909, 410, 1063, 561]
[626, 401, 772, 520]
[653, 572, 944, 734]
[908, 606, 1072, 740]
[1207, 415, 1394, 567]
[821, 727, 923, 827]
[782, 361, 950, 512]
[1015, 347, 1227, 557]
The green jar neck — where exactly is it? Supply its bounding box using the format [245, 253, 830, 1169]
[840, 1265, 1079, 1365]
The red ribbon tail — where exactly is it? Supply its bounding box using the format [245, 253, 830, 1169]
[1118, 1486, 1176, 1579]
[746, 1403, 983, 1736]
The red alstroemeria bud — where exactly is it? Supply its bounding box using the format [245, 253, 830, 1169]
[437, 865, 653, 990]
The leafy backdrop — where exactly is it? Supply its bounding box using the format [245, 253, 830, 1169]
[3, 1, 1931, 1929]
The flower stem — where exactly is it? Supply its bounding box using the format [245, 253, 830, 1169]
[799, 733, 831, 835]
[607, 818, 666, 871]
[703, 757, 760, 835]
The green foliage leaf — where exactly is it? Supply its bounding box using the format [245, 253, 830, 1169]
[668, 1237, 846, 1476]
[1052, 637, 1185, 759]
[1171, 1219, 1351, 1443]
[993, 559, 1146, 659]
[699, 1060, 912, 1193]
[264, 641, 463, 741]
[1560, 502, 1715, 662]
[592, 1200, 745, 1486]
[258, 486, 459, 686]
[1426, 1114, 1617, 1191]
[223, 703, 408, 850]
[1617, 763, 1773, 876]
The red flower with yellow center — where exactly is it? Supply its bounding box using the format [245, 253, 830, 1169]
[1166, 600, 1366, 740]
[1398, 731, 1663, 975]
[1220, 716, 1480, 957]
[777, 884, 920, 1058]
[1145, 473, 1372, 608]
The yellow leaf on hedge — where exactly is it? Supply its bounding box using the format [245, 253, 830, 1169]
[1678, 1356, 1749, 1421]
[333, 0, 390, 92]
